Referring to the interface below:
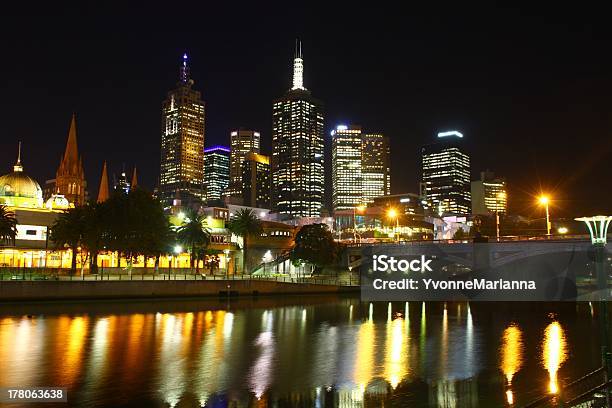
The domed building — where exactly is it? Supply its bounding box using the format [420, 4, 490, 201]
[0, 144, 70, 268]
[0, 148, 44, 209]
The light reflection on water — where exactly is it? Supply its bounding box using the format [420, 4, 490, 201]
[0, 299, 604, 407]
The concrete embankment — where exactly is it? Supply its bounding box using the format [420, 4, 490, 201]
[0, 280, 358, 301]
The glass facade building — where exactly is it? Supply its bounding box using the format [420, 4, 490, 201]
[159, 54, 206, 207]
[225, 129, 261, 199]
[204, 146, 230, 203]
[271, 44, 324, 218]
[421, 131, 471, 216]
[241, 152, 271, 209]
[471, 170, 507, 215]
[332, 125, 390, 212]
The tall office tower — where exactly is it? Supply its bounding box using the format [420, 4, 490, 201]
[421, 131, 471, 216]
[225, 129, 261, 199]
[45, 114, 87, 205]
[332, 125, 363, 211]
[471, 170, 507, 215]
[241, 152, 271, 208]
[271, 42, 324, 218]
[331, 125, 391, 212]
[361, 132, 391, 204]
[203, 146, 230, 203]
[159, 53, 206, 208]
[114, 169, 131, 194]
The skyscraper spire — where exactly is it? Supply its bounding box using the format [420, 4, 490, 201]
[180, 52, 190, 84]
[63, 113, 79, 167]
[97, 161, 110, 203]
[291, 39, 306, 91]
[14, 142, 23, 172]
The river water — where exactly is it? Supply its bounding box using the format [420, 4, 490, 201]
[0, 296, 608, 407]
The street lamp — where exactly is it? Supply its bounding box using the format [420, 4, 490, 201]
[223, 248, 230, 277]
[353, 205, 366, 242]
[538, 195, 551, 236]
[496, 191, 507, 241]
[387, 208, 399, 242]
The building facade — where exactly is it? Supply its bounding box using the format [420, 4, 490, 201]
[241, 152, 271, 209]
[159, 54, 206, 208]
[271, 43, 325, 218]
[203, 146, 230, 203]
[331, 125, 391, 212]
[225, 129, 261, 200]
[45, 114, 87, 206]
[332, 125, 363, 211]
[471, 170, 507, 215]
[421, 131, 471, 216]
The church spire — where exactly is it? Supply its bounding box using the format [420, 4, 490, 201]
[63, 113, 79, 167]
[131, 166, 138, 189]
[97, 161, 109, 203]
[180, 53, 190, 84]
[13, 142, 23, 172]
[291, 39, 305, 91]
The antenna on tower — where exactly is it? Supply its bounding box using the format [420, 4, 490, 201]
[180, 52, 190, 84]
[14, 141, 23, 172]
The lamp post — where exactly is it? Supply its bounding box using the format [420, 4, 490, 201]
[223, 248, 230, 278]
[173, 245, 182, 279]
[496, 191, 507, 241]
[538, 195, 551, 236]
[353, 205, 365, 243]
[387, 208, 399, 242]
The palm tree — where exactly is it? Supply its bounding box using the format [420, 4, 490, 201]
[226, 209, 263, 274]
[50, 206, 86, 274]
[177, 209, 211, 272]
[0, 205, 17, 246]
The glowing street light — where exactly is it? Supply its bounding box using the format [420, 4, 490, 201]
[557, 227, 568, 235]
[496, 191, 507, 241]
[538, 195, 551, 236]
[174, 245, 182, 254]
[387, 208, 400, 242]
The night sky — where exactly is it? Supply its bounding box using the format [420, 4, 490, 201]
[1, 5, 611, 217]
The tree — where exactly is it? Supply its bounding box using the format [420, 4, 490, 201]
[226, 209, 263, 274]
[0, 205, 17, 246]
[452, 228, 468, 240]
[177, 209, 211, 272]
[291, 223, 338, 273]
[50, 206, 87, 274]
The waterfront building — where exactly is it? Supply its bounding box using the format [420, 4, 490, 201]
[471, 170, 507, 215]
[44, 114, 87, 206]
[241, 152, 271, 209]
[158, 53, 206, 208]
[371, 192, 425, 216]
[271, 41, 324, 219]
[421, 131, 471, 216]
[331, 125, 391, 212]
[225, 129, 261, 200]
[203, 146, 230, 203]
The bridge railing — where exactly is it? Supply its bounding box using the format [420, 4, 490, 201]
[345, 234, 594, 247]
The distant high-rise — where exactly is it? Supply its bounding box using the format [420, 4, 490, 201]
[332, 125, 363, 211]
[225, 129, 261, 199]
[271, 41, 324, 218]
[331, 125, 390, 212]
[241, 152, 271, 209]
[471, 170, 507, 215]
[159, 53, 206, 208]
[203, 146, 230, 203]
[361, 132, 391, 204]
[421, 131, 471, 216]
[114, 168, 130, 194]
[45, 114, 87, 206]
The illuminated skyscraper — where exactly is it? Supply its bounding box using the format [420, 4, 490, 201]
[225, 129, 260, 199]
[361, 132, 391, 204]
[241, 152, 271, 209]
[421, 131, 471, 216]
[271, 41, 324, 218]
[331, 125, 390, 212]
[471, 170, 507, 215]
[159, 53, 205, 207]
[332, 125, 363, 211]
[203, 146, 230, 203]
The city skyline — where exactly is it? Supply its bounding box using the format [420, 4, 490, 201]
[1, 6, 611, 216]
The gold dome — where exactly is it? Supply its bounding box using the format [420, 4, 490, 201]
[0, 144, 43, 208]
